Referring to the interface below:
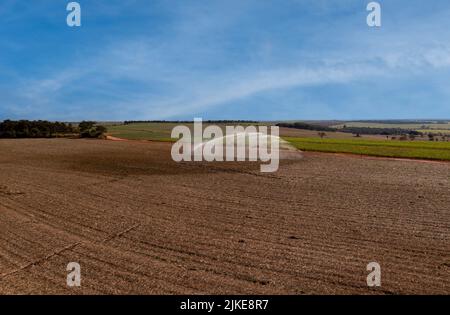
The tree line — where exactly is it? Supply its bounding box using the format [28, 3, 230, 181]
[276, 122, 336, 132]
[276, 122, 422, 136]
[0, 120, 106, 138]
[341, 127, 421, 136]
[352, 120, 449, 125]
[124, 120, 261, 125]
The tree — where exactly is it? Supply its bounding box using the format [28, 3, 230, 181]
[78, 121, 107, 138]
[78, 121, 96, 133]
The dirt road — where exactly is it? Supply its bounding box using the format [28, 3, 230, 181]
[0, 139, 448, 294]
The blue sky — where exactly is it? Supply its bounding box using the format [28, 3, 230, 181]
[0, 0, 449, 121]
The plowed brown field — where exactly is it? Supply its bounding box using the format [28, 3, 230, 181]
[0, 139, 449, 294]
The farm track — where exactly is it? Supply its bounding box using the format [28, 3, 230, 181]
[0, 139, 449, 294]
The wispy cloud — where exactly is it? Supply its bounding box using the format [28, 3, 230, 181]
[1, 0, 450, 120]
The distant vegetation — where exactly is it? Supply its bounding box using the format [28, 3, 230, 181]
[0, 120, 74, 138]
[341, 127, 421, 136]
[331, 121, 450, 131]
[350, 120, 449, 125]
[277, 122, 336, 132]
[124, 120, 260, 125]
[277, 122, 422, 136]
[0, 120, 107, 139]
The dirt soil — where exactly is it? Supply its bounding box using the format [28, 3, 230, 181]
[0, 139, 448, 294]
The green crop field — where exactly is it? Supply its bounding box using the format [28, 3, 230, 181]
[284, 137, 450, 161]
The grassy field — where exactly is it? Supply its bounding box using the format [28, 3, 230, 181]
[107, 122, 386, 141]
[106, 122, 450, 161]
[106, 122, 269, 141]
[106, 123, 176, 141]
[285, 137, 450, 161]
